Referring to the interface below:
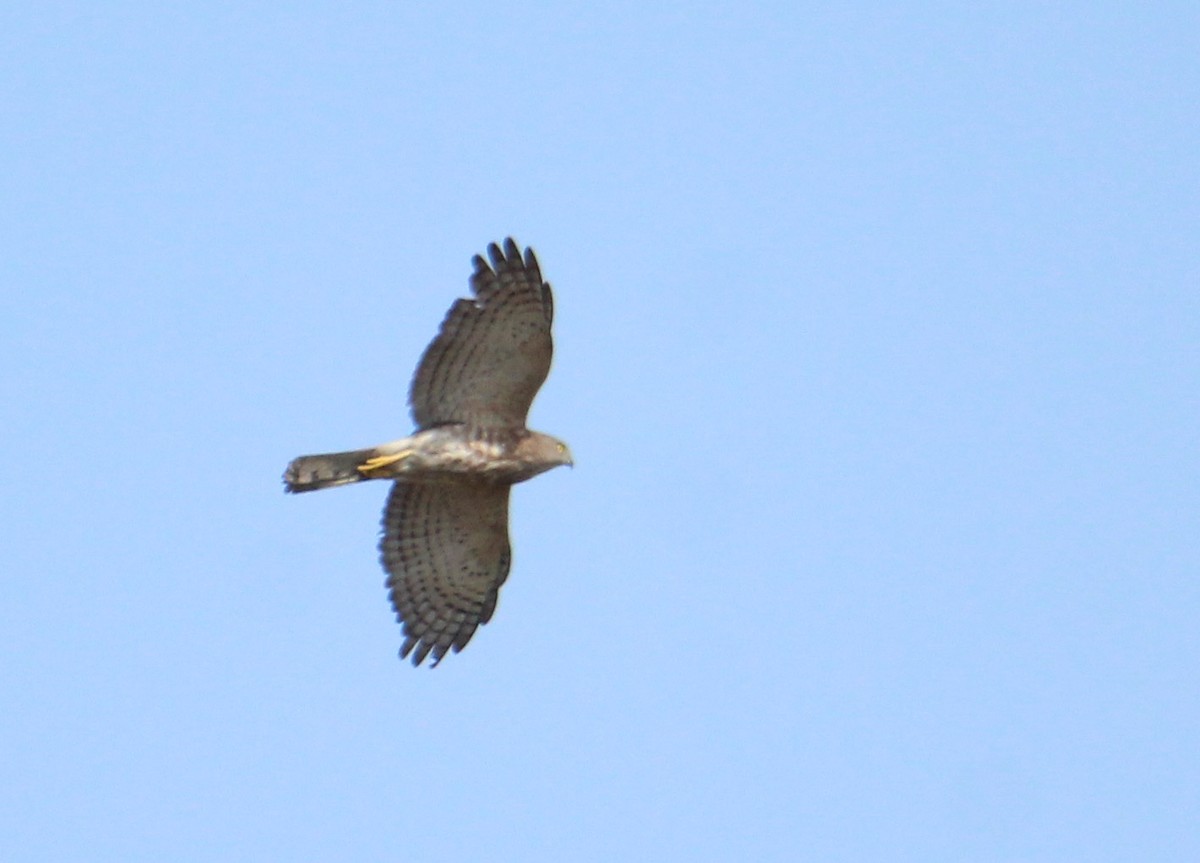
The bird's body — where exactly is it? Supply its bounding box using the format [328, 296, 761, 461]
[285, 427, 567, 490]
[283, 239, 571, 666]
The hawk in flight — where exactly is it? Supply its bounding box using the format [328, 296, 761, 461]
[284, 239, 572, 667]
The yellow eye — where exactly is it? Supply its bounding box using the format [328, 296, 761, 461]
[556, 443, 566, 453]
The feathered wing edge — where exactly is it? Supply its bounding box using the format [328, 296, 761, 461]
[407, 238, 554, 430]
[379, 481, 512, 667]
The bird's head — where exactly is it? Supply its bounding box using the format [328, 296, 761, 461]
[523, 432, 574, 472]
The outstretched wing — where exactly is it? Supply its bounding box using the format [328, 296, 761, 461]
[379, 481, 512, 667]
[409, 238, 554, 430]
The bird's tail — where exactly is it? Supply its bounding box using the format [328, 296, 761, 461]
[283, 447, 379, 493]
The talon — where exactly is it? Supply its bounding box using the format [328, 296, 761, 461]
[358, 451, 411, 474]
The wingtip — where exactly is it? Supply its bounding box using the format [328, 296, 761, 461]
[487, 241, 506, 269]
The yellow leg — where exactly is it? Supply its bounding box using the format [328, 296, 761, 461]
[358, 450, 412, 474]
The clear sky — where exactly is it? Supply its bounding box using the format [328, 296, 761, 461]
[3, 3, 1197, 861]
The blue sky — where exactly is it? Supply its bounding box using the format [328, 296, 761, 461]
[3, 3, 1197, 860]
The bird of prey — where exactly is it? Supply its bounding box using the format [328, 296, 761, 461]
[284, 239, 572, 667]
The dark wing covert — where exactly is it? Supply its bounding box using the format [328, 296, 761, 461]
[409, 238, 554, 430]
[379, 481, 512, 667]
